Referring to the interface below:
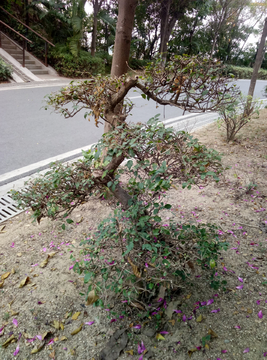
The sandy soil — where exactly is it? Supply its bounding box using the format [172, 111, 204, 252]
[0, 110, 267, 360]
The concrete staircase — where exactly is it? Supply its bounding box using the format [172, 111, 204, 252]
[0, 33, 49, 75]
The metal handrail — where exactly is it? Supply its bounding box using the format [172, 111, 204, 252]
[0, 20, 33, 67]
[0, 6, 55, 66]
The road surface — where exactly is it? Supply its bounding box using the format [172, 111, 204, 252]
[0, 79, 266, 178]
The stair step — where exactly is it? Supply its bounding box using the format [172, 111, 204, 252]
[31, 69, 49, 75]
[26, 65, 42, 70]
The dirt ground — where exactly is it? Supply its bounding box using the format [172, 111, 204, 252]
[0, 110, 267, 360]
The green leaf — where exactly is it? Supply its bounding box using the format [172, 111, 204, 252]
[66, 219, 74, 224]
[141, 93, 146, 99]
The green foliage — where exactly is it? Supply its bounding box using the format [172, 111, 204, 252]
[0, 58, 12, 81]
[224, 65, 267, 80]
[49, 45, 105, 77]
[11, 116, 228, 311]
[218, 94, 262, 142]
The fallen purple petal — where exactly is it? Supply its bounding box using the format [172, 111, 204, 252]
[243, 348, 250, 353]
[264, 351, 267, 357]
[173, 309, 182, 313]
[85, 321, 95, 325]
[236, 285, 243, 290]
[69, 265, 74, 270]
[234, 325, 241, 329]
[36, 335, 42, 341]
[211, 308, 220, 313]
[110, 319, 117, 323]
[258, 310, 263, 319]
[182, 315, 186, 322]
[10, 242, 15, 248]
[201, 301, 207, 306]
[221, 349, 227, 353]
[13, 344, 19, 356]
[238, 277, 243, 283]
[133, 324, 141, 329]
[207, 299, 214, 305]
[12, 319, 18, 327]
[257, 300, 261, 305]
[160, 331, 169, 334]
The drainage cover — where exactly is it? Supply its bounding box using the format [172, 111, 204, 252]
[0, 194, 24, 223]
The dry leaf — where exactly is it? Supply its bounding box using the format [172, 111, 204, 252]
[11, 310, 19, 316]
[49, 350, 55, 359]
[76, 217, 83, 224]
[17, 253, 22, 257]
[60, 336, 68, 341]
[1, 272, 10, 281]
[188, 348, 197, 357]
[71, 324, 83, 335]
[0, 281, 4, 288]
[208, 328, 218, 338]
[0, 225, 6, 232]
[247, 308, 253, 314]
[72, 312, 81, 320]
[60, 323, 64, 330]
[128, 257, 141, 278]
[156, 333, 165, 340]
[31, 341, 45, 354]
[19, 276, 30, 288]
[48, 252, 56, 258]
[86, 290, 99, 306]
[42, 331, 53, 340]
[70, 349, 76, 355]
[51, 320, 60, 330]
[2, 335, 16, 348]
[205, 343, 210, 350]
[125, 350, 134, 355]
[147, 262, 155, 268]
[11, 268, 15, 274]
[40, 257, 49, 268]
[65, 312, 72, 319]
[33, 274, 39, 278]
[169, 319, 175, 326]
[196, 314, 203, 323]
[131, 302, 145, 311]
[186, 294, 192, 299]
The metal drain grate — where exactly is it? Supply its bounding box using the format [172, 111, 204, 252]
[0, 194, 24, 223]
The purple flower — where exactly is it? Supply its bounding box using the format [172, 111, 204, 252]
[207, 299, 214, 305]
[182, 315, 186, 322]
[133, 324, 141, 329]
[138, 341, 146, 354]
[243, 348, 250, 353]
[236, 285, 243, 290]
[85, 321, 94, 325]
[238, 277, 243, 283]
[258, 310, 263, 319]
[211, 308, 220, 313]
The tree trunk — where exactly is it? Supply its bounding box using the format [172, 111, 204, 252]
[104, 0, 138, 133]
[247, 18, 267, 99]
[91, 3, 98, 56]
[91, 0, 105, 57]
[159, 0, 171, 55]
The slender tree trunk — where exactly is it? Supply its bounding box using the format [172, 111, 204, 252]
[104, 0, 138, 133]
[91, 0, 105, 57]
[91, 4, 98, 56]
[247, 18, 267, 99]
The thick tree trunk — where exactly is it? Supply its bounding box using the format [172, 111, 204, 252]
[104, 0, 138, 133]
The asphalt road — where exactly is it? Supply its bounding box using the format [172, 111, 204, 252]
[1, 79, 267, 177]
